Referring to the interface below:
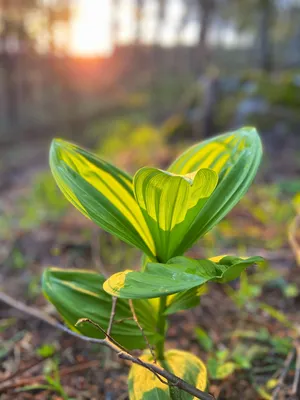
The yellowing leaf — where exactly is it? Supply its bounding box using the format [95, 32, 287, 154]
[209, 255, 228, 262]
[50, 139, 155, 259]
[134, 167, 218, 262]
[266, 379, 278, 390]
[128, 349, 207, 400]
[209, 361, 237, 380]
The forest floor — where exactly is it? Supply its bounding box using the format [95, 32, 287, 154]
[1, 129, 300, 400]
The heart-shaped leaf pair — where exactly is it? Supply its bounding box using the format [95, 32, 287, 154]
[134, 167, 218, 262]
[50, 127, 262, 262]
[103, 255, 264, 299]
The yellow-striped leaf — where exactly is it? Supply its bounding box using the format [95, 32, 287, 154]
[128, 349, 207, 400]
[42, 267, 160, 350]
[134, 167, 218, 262]
[168, 127, 262, 254]
[50, 139, 155, 259]
[50, 128, 262, 264]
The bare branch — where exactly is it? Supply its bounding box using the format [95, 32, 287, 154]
[75, 317, 128, 355]
[76, 317, 168, 386]
[0, 291, 107, 345]
[0, 291, 215, 400]
[272, 348, 296, 400]
[107, 297, 117, 335]
[129, 299, 156, 362]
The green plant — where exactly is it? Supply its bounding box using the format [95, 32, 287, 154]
[42, 127, 263, 399]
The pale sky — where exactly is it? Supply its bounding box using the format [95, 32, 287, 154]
[70, 0, 200, 56]
[69, 0, 251, 56]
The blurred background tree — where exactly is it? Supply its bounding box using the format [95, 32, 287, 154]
[0, 0, 300, 144]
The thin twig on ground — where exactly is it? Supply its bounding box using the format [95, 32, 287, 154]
[272, 348, 296, 400]
[0, 291, 106, 344]
[292, 341, 300, 396]
[0, 360, 99, 392]
[0, 351, 58, 385]
[0, 291, 215, 400]
[289, 215, 300, 266]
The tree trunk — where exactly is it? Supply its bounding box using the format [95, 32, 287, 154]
[153, 0, 166, 67]
[258, 0, 274, 72]
[111, 0, 121, 51]
[0, 0, 18, 131]
[135, 0, 145, 45]
[196, 0, 215, 73]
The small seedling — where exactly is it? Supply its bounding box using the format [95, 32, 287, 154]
[42, 127, 263, 398]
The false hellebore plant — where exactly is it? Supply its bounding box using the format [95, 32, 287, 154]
[43, 127, 263, 399]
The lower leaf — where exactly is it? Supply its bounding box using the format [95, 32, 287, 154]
[42, 267, 160, 350]
[128, 349, 207, 400]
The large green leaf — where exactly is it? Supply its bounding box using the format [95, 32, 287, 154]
[42, 268, 160, 350]
[103, 255, 263, 299]
[103, 261, 218, 299]
[128, 349, 207, 400]
[50, 140, 155, 259]
[168, 127, 262, 254]
[134, 167, 218, 262]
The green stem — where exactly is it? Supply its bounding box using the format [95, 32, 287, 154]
[156, 296, 167, 360]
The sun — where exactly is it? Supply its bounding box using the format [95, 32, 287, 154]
[70, 0, 112, 56]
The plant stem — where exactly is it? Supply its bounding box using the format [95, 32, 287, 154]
[156, 296, 167, 360]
